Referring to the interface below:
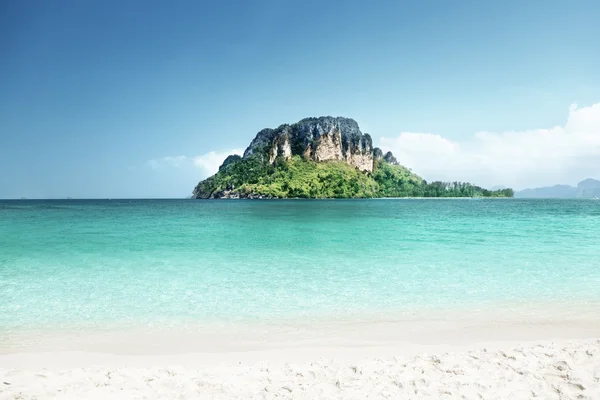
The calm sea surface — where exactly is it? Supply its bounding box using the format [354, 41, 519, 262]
[1, 199, 599, 330]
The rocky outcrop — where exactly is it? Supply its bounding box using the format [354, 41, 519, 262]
[219, 155, 242, 171]
[192, 116, 407, 199]
[243, 117, 375, 172]
[383, 151, 399, 165]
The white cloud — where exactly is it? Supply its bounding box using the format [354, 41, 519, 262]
[146, 149, 243, 176]
[379, 103, 600, 189]
[193, 149, 244, 176]
[162, 155, 188, 167]
[145, 155, 188, 171]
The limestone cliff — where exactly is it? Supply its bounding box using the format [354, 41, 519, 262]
[373, 148, 398, 165]
[191, 116, 514, 199]
[243, 117, 375, 172]
[191, 116, 416, 199]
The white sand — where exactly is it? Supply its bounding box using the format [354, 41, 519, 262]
[1, 306, 599, 399]
[0, 340, 599, 399]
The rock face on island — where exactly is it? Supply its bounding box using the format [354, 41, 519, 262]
[243, 117, 375, 172]
[192, 116, 514, 199]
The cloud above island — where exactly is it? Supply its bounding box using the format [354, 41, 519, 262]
[193, 149, 244, 176]
[146, 149, 244, 177]
[379, 103, 600, 189]
[146, 155, 189, 171]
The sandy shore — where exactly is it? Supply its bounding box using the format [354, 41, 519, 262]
[1, 306, 599, 399]
[0, 340, 598, 399]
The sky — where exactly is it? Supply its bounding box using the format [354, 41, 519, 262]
[1, 0, 599, 198]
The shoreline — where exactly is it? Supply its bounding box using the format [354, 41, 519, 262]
[193, 196, 514, 200]
[2, 305, 599, 398]
[2, 302, 599, 364]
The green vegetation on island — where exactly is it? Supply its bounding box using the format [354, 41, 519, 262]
[194, 154, 513, 199]
[192, 116, 514, 199]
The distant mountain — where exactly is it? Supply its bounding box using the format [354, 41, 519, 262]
[575, 178, 600, 198]
[515, 179, 600, 198]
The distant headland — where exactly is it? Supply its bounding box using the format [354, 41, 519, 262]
[516, 179, 600, 198]
[192, 117, 514, 199]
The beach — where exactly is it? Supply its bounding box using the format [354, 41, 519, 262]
[1, 340, 599, 399]
[2, 199, 600, 398]
[2, 305, 600, 399]
[4, 0, 600, 395]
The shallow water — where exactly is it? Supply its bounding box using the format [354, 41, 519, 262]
[1, 199, 599, 330]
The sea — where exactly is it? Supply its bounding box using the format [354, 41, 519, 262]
[1, 199, 600, 332]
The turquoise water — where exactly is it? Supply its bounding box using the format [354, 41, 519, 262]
[1, 199, 600, 330]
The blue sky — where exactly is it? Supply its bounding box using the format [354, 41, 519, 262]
[1, 0, 599, 198]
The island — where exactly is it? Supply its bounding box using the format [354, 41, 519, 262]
[192, 117, 514, 199]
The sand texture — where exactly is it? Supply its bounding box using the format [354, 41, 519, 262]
[1, 339, 599, 399]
